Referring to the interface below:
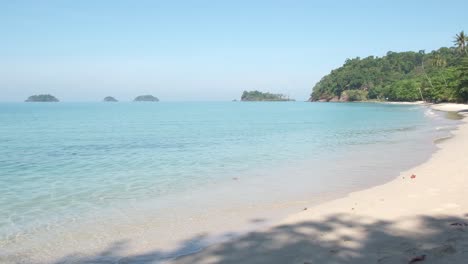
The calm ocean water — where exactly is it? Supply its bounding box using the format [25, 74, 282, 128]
[0, 102, 459, 262]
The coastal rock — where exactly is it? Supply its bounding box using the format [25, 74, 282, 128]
[329, 96, 340, 102]
[339, 92, 350, 102]
[103, 96, 118, 102]
[25, 94, 59, 102]
[134, 95, 159, 102]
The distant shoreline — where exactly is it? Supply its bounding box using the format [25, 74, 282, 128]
[313, 100, 468, 112]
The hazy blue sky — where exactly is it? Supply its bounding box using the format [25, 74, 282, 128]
[1, 0, 467, 101]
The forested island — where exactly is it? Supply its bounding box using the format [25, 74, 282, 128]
[25, 94, 59, 102]
[134, 95, 159, 102]
[310, 31, 468, 103]
[241, 90, 294, 101]
[103, 96, 118, 102]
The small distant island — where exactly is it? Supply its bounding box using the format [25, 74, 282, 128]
[241, 90, 294, 101]
[103, 96, 118, 102]
[134, 95, 159, 102]
[25, 94, 59, 102]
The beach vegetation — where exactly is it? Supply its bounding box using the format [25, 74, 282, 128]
[341, 90, 368, 101]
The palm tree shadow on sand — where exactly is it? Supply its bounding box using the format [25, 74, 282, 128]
[47, 213, 468, 264]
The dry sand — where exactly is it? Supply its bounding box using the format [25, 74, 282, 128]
[431, 103, 468, 113]
[172, 103, 468, 264]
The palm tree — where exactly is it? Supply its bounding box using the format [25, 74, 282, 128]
[454, 31, 467, 55]
[431, 53, 448, 89]
[432, 53, 447, 68]
[420, 57, 432, 101]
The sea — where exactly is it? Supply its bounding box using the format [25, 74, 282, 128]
[0, 102, 460, 263]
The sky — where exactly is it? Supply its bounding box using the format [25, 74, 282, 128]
[1, 0, 467, 102]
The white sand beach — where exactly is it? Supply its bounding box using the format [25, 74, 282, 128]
[172, 104, 468, 264]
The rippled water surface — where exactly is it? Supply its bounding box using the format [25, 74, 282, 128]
[0, 102, 458, 261]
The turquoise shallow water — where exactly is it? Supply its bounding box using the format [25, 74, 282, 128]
[0, 102, 458, 261]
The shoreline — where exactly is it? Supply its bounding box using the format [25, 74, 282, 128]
[172, 104, 468, 263]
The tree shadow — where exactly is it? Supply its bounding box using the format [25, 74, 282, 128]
[51, 213, 468, 264]
[51, 234, 209, 264]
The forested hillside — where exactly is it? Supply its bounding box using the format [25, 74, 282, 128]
[310, 32, 468, 103]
